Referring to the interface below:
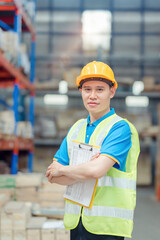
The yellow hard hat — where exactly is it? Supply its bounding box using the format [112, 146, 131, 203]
[76, 61, 118, 89]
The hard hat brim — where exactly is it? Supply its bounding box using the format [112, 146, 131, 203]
[77, 74, 118, 89]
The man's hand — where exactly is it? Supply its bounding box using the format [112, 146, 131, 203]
[46, 161, 63, 181]
[46, 162, 77, 185]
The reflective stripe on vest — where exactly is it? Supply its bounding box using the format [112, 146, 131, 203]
[65, 203, 133, 221]
[98, 176, 136, 191]
[68, 119, 87, 157]
[65, 202, 81, 215]
[95, 115, 123, 146]
[83, 206, 134, 221]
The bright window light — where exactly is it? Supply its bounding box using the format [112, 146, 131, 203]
[125, 96, 149, 107]
[44, 94, 68, 105]
[132, 81, 144, 95]
[59, 81, 68, 94]
[82, 10, 112, 51]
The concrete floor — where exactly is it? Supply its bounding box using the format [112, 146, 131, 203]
[126, 187, 160, 240]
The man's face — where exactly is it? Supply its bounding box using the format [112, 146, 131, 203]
[80, 80, 116, 117]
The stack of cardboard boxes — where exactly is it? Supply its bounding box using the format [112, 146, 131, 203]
[0, 173, 69, 240]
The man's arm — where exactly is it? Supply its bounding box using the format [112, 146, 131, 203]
[46, 154, 115, 182]
[46, 162, 78, 185]
[47, 175, 78, 185]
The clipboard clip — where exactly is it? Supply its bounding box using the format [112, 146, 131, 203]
[79, 143, 93, 151]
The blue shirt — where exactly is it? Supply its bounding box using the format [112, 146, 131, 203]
[54, 108, 132, 172]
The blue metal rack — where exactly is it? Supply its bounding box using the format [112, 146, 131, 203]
[0, 0, 36, 174]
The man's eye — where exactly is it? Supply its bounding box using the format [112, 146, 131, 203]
[97, 88, 103, 92]
[85, 88, 91, 92]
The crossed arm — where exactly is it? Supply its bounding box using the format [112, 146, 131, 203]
[45, 153, 115, 185]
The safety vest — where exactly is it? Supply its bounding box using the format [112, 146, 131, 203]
[64, 113, 140, 238]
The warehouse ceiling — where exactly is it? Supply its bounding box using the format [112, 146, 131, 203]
[22, 0, 160, 87]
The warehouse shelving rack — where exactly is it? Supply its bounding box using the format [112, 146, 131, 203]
[0, 0, 36, 174]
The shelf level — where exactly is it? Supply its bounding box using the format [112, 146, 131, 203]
[0, 51, 34, 91]
[0, 137, 33, 151]
[0, 0, 35, 36]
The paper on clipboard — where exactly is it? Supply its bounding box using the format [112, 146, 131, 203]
[63, 141, 100, 209]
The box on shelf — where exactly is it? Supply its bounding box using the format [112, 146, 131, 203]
[41, 228, 56, 240]
[142, 76, 155, 86]
[17, 121, 33, 139]
[16, 173, 43, 188]
[27, 217, 47, 229]
[0, 175, 16, 188]
[42, 220, 70, 240]
[1, 208, 13, 230]
[38, 179, 66, 208]
[13, 230, 26, 240]
[32, 204, 64, 220]
[117, 112, 152, 134]
[0, 188, 15, 198]
[27, 229, 41, 240]
[0, 194, 10, 210]
[56, 229, 70, 240]
[15, 187, 38, 202]
[63, 68, 81, 89]
[34, 117, 58, 138]
[0, 31, 18, 65]
[137, 149, 151, 186]
[0, 111, 15, 135]
[1, 201, 31, 231]
[0, 230, 12, 240]
[26, 217, 47, 240]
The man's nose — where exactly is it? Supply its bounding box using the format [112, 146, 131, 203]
[89, 90, 96, 98]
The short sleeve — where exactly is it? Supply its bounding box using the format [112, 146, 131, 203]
[100, 120, 132, 171]
[53, 136, 70, 166]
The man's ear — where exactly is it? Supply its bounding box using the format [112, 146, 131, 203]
[110, 87, 116, 99]
[79, 88, 82, 92]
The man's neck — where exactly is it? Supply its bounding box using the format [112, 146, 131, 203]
[90, 108, 110, 123]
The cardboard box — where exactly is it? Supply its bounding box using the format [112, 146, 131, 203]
[56, 229, 70, 240]
[0, 230, 12, 240]
[27, 217, 47, 229]
[41, 179, 66, 192]
[41, 229, 56, 240]
[16, 173, 43, 188]
[17, 122, 33, 139]
[0, 194, 10, 210]
[15, 187, 38, 202]
[0, 111, 15, 135]
[1, 209, 13, 230]
[2, 201, 31, 230]
[27, 217, 47, 240]
[27, 229, 40, 240]
[42, 221, 70, 240]
[142, 76, 155, 86]
[38, 189, 65, 202]
[0, 175, 16, 188]
[38, 200, 65, 208]
[137, 150, 151, 186]
[13, 230, 26, 240]
[63, 68, 81, 89]
[0, 188, 15, 198]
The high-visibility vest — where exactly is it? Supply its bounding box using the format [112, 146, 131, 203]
[64, 113, 140, 238]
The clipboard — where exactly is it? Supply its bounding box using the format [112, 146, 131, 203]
[64, 141, 100, 209]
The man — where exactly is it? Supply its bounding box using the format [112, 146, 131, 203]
[46, 61, 140, 240]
